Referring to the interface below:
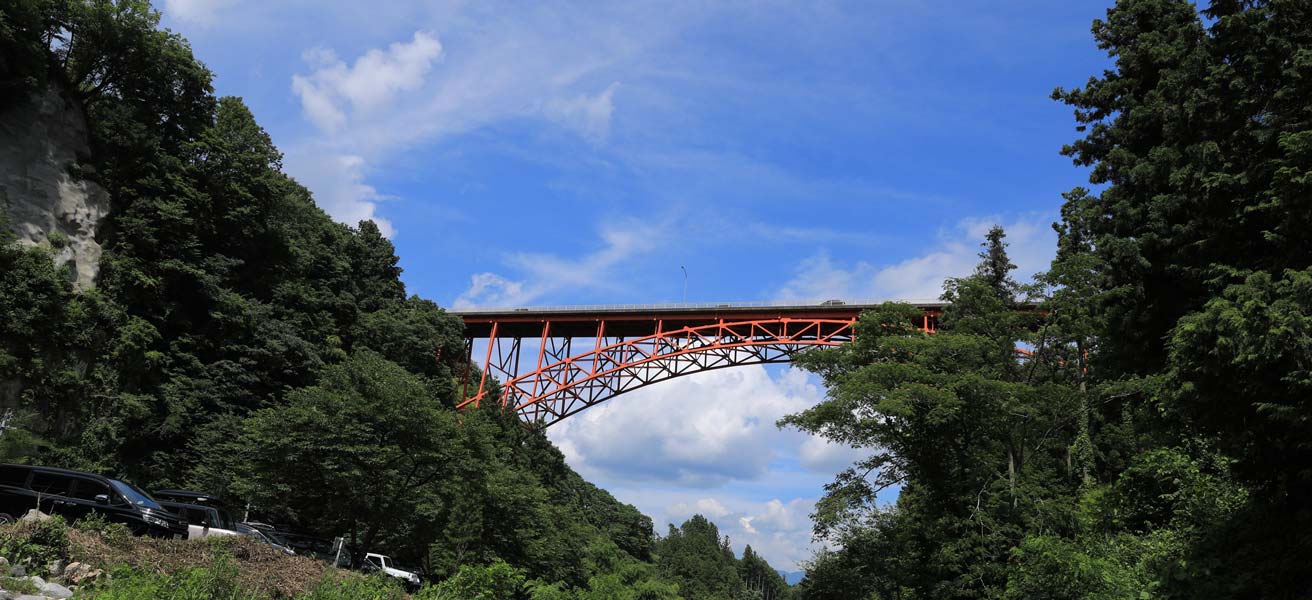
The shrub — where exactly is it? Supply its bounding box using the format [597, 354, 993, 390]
[74, 511, 110, 532]
[0, 515, 68, 566]
[28, 515, 68, 559]
[0, 575, 39, 594]
[45, 230, 70, 249]
[417, 559, 526, 600]
[1004, 535, 1148, 600]
[83, 559, 263, 600]
[299, 573, 406, 600]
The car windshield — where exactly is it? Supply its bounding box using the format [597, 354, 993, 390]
[243, 528, 271, 543]
[109, 479, 163, 509]
[215, 509, 238, 529]
[257, 528, 289, 545]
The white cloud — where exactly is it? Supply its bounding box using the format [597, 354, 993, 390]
[283, 151, 394, 237]
[162, 0, 234, 25]
[292, 32, 444, 133]
[546, 82, 621, 144]
[655, 492, 821, 571]
[454, 219, 667, 308]
[670, 498, 731, 519]
[456, 273, 528, 307]
[751, 498, 805, 535]
[546, 366, 835, 486]
[798, 435, 870, 473]
[272, 1, 721, 236]
[777, 214, 1055, 301]
[279, 20, 637, 235]
[774, 251, 863, 302]
[747, 223, 885, 248]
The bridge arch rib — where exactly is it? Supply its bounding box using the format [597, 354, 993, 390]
[452, 301, 945, 429]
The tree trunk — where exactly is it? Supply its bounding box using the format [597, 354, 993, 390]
[1078, 344, 1093, 486]
[1008, 448, 1017, 508]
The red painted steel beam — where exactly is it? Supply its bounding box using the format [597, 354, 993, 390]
[454, 315, 871, 428]
[449, 302, 1041, 429]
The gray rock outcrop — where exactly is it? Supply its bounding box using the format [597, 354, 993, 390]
[0, 83, 110, 290]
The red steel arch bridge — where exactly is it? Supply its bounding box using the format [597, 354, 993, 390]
[451, 299, 950, 429]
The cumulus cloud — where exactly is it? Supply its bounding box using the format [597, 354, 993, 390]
[283, 151, 394, 237]
[277, 5, 676, 235]
[657, 493, 821, 571]
[774, 251, 864, 302]
[456, 273, 529, 307]
[292, 32, 444, 133]
[278, 32, 447, 237]
[776, 215, 1055, 301]
[798, 435, 871, 473]
[454, 219, 667, 308]
[546, 366, 837, 486]
[669, 498, 731, 519]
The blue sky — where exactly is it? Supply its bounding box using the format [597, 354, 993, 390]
[159, 0, 1114, 570]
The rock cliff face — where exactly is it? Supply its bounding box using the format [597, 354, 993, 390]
[0, 83, 110, 290]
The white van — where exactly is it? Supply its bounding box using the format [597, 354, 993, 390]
[158, 500, 242, 540]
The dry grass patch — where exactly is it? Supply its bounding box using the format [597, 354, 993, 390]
[0, 517, 372, 598]
[66, 528, 336, 597]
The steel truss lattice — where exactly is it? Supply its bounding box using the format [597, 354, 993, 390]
[455, 317, 870, 429]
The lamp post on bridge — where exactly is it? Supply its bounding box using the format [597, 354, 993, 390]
[681, 265, 687, 303]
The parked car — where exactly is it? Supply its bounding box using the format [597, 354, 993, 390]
[276, 531, 342, 562]
[157, 500, 242, 540]
[236, 522, 296, 555]
[363, 552, 421, 589]
[153, 489, 233, 510]
[0, 463, 188, 538]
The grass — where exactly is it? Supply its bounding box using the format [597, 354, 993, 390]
[0, 517, 397, 599]
[0, 575, 40, 594]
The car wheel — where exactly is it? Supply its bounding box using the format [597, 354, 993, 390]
[0, 513, 14, 526]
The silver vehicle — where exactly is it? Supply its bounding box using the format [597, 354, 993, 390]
[158, 500, 242, 540]
[238, 522, 296, 555]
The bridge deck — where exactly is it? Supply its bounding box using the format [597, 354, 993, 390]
[449, 298, 1041, 427]
[451, 299, 948, 338]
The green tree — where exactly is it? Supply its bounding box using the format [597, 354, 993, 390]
[0, 2, 761, 595]
[223, 349, 458, 558]
[1054, 0, 1312, 596]
[655, 516, 742, 600]
[419, 559, 526, 600]
[782, 229, 1082, 599]
[737, 545, 791, 600]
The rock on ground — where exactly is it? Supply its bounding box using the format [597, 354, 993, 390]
[36, 581, 71, 599]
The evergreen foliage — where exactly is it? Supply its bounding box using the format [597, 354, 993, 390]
[655, 516, 794, 600]
[786, 1, 1312, 598]
[1, 2, 753, 596]
[6, 0, 1306, 598]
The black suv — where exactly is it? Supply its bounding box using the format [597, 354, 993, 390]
[0, 464, 187, 538]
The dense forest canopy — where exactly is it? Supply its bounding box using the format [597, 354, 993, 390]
[3, 0, 1311, 598]
[783, 1, 1312, 598]
[0, 1, 795, 597]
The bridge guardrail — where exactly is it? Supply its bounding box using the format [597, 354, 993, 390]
[450, 298, 947, 314]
